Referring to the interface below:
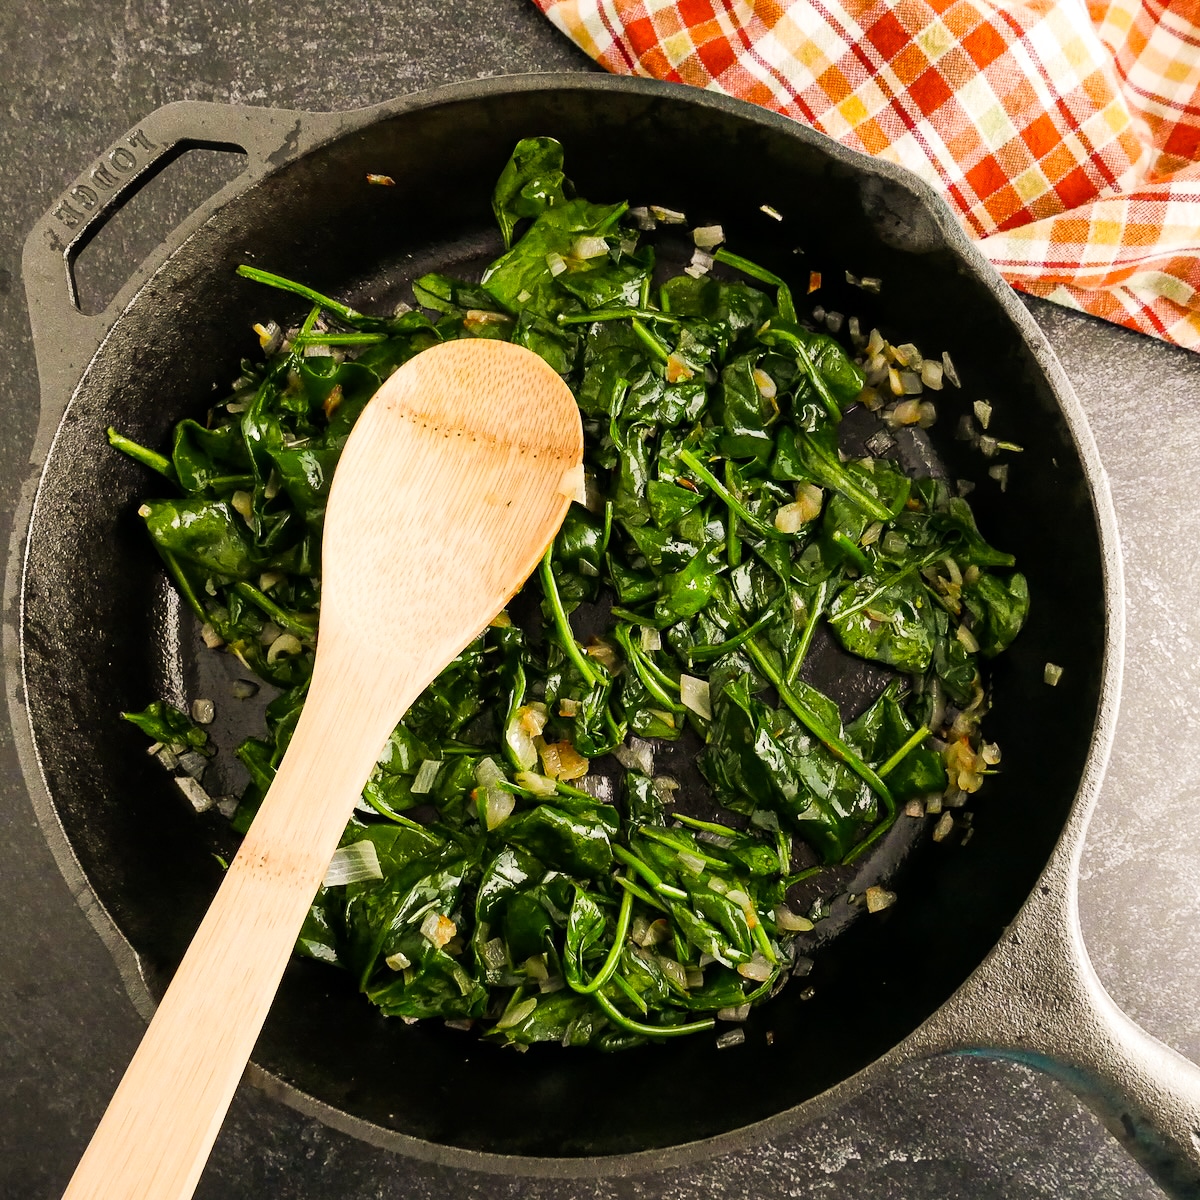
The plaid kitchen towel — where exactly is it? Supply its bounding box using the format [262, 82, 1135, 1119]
[533, 0, 1200, 349]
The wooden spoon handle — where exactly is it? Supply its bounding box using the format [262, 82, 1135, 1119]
[61, 682, 398, 1200]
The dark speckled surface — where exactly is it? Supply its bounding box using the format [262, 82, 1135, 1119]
[1, 3, 1197, 1197]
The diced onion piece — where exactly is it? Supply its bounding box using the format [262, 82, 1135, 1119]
[692, 224, 725, 249]
[865, 885, 897, 912]
[572, 235, 610, 260]
[642, 918, 670, 947]
[253, 320, 282, 353]
[920, 359, 944, 390]
[483, 937, 507, 969]
[558, 697, 579, 718]
[651, 775, 679, 806]
[266, 633, 303, 665]
[463, 310, 510, 334]
[679, 674, 712, 720]
[1044, 662, 1064, 686]
[515, 770, 558, 797]
[580, 774, 614, 803]
[750, 366, 778, 400]
[200, 622, 224, 649]
[545, 251, 567, 276]
[887, 367, 904, 396]
[420, 911, 456, 948]
[484, 787, 515, 830]
[973, 399, 993, 429]
[955, 624, 980, 653]
[932, 812, 955, 842]
[718, 1003, 752, 1022]
[774, 502, 808, 534]
[324, 840, 383, 887]
[558, 462, 586, 503]
[475, 757, 505, 788]
[677, 850, 707, 875]
[824, 310, 844, 334]
[917, 402, 938, 428]
[613, 737, 654, 777]
[760, 204, 783, 220]
[903, 798, 925, 818]
[774, 906, 814, 932]
[685, 249, 713, 278]
[366, 172, 395, 186]
[942, 350, 961, 387]
[737, 954, 773, 981]
[628, 206, 655, 230]
[539, 739, 589, 781]
[231, 678, 258, 700]
[989, 463, 1010, 491]
[175, 774, 213, 813]
[495, 996, 538, 1030]
[808, 271, 821, 293]
[231, 490, 254, 522]
[191, 698, 215, 725]
[666, 352, 695, 382]
[639, 625, 661, 652]
[519, 702, 549, 737]
[489, 610, 513, 628]
[524, 954, 550, 982]
[866, 327, 886, 355]
[981, 741, 1002, 765]
[411, 759, 442, 795]
[650, 204, 687, 224]
[386, 950, 411, 971]
[586, 638, 620, 671]
[506, 703, 545, 771]
[725, 887, 752, 909]
[716, 1028, 746, 1050]
[859, 276, 882, 293]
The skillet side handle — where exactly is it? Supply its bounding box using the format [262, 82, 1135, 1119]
[21, 101, 336, 403]
[916, 882, 1200, 1199]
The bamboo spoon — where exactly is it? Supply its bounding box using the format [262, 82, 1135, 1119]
[62, 338, 584, 1200]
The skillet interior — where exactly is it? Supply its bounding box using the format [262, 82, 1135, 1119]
[20, 82, 1107, 1157]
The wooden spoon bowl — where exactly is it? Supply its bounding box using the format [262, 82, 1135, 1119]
[62, 338, 583, 1200]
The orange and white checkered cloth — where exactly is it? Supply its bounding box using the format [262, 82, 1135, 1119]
[533, 0, 1200, 349]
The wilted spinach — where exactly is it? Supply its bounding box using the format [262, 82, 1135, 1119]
[112, 137, 1026, 1049]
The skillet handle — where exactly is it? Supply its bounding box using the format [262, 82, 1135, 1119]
[20, 101, 339, 405]
[917, 878, 1200, 1199]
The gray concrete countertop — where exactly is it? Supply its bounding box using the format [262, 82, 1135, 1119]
[1, 2, 1197, 1197]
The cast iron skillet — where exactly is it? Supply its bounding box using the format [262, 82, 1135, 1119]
[11, 75, 1200, 1196]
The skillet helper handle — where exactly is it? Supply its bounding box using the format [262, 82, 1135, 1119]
[21, 100, 332, 402]
[923, 882, 1200, 1199]
[59, 686, 397, 1200]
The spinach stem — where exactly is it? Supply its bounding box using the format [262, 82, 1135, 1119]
[687, 602, 780, 664]
[539, 547, 599, 687]
[724, 460, 742, 567]
[232, 580, 316, 639]
[569, 882, 634, 995]
[613, 971, 650, 1014]
[292, 332, 388, 346]
[612, 844, 688, 900]
[743, 637, 895, 813]
[670, 812, 740, 838]
[614, 873, 667, 912]
[107, 428, 177, 483]
[592, 990, 715, 1038]
[236, 265, 382, 329]
[763, 330, 841, 423]
[784, 579, 830, 687]
[158, 548, 207, 624]
[556, 308, 679, 326]
[677, 449, 786, 541]
[613, 625, 682, 713]
[878, 726, 932, 778]
[630, 316, 670, 363]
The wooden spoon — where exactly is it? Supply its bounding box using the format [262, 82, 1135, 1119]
[62, 339, 583, 1200]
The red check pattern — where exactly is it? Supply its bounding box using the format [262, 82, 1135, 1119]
[533, 0, 1200, 349]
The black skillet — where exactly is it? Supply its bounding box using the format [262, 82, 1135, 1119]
[11, 75, 1200, 1197]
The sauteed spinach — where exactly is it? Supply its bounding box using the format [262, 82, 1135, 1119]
[114, 138, 1027, 1049]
